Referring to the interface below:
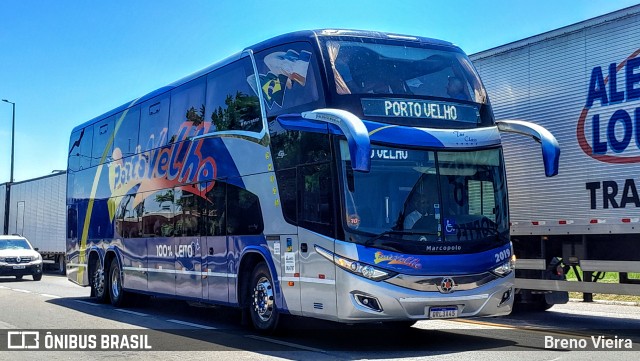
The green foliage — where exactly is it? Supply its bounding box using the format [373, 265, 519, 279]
[210, 91, 260, 131]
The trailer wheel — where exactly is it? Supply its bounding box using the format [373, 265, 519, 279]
[108, 260, 128, 307]
[58, 255, 67, 275]
[249, 262, 279, 332]
[91, 259, 108, 303]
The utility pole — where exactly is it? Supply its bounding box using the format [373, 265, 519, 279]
[2, 99, 15, 235]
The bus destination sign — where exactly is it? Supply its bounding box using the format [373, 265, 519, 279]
[361, 98, 480, 124]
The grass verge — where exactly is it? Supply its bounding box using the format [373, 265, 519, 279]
[565, 267, 640, 304]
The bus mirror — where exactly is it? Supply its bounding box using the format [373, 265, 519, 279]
[496, 120, 560, 177]
[301, 109, 371, 172]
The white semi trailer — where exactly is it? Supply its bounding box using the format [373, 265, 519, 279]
[1, 172, 66, 273]
[471, 5, 640, 308]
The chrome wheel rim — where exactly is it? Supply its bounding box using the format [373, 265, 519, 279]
[111, 265, 121, 300]
[253, 276, 274, 322]
[93, 266, 104, 296]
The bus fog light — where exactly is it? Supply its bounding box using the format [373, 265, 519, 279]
[354, 294, 383, 312]
[499, 287, 513, 306]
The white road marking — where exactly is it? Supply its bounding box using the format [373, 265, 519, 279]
[246, 335, 326, 353]
[115, 309, 149, 317]
[74, 300, 100, 306]
[39, 293, 61, 299]
[11, 289, 31, 293]
[166, 319, 216, 330]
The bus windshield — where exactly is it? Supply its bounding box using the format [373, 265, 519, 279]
[326, 40, 487, 104]
[340, 142, 508, 254]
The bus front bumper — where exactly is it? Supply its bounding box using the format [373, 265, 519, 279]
[336, 270, 514, 322]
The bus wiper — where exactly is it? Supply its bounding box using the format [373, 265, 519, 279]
[454, 225, 502, 241]
[364, 230, 437, 247]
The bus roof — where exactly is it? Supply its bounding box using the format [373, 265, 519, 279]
[71, 29, 457, 134]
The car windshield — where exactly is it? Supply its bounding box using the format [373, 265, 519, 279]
[0, 239, 32, 250]
[326, 40, 486, 104]
[340, 142, 508, 253]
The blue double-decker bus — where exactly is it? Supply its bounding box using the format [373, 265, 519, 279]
[66, 29, 559, 331]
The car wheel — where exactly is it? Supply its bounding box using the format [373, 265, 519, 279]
[33, 273, 42, 281]
[91, 259, 108, 303]
[15, 275, 23, 280]
[249, 262, 279, 332]
[109, 260, 127, 307]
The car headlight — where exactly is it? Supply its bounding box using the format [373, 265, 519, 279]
[492, 255, 516, 277]
[315, 245, 396, 281]
[34, 253, 42, 261]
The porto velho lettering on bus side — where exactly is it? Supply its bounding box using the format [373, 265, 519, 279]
[110, 122, 216, 195]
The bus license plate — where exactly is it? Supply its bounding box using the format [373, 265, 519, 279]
[13, 265, 26, 269]
[429, 307, 458, 319]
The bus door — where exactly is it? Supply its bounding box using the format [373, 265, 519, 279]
[173, 187, 203, 300]
[201, 180, 229, 303]
[297, 163, 337, 317]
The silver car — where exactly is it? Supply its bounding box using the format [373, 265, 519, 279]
[0, 235, 43, 281]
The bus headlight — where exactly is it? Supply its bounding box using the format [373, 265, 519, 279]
[492, 255, 515, 277]
[315, 245, 396, 281]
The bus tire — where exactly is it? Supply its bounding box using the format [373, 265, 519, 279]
[91, 259, 109, 303]
[108, 260, 127, 307]
[249, 262, 279, 332]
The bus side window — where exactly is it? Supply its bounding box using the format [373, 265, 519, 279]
[253, 42, 322, 117]
[204, 181, 226, 236]
[68, 125, 93, 171]
[225, 183, 263, 236]
[113, 106, 141, 160]
[118, 194, 142, 238]
[169, 77, 206, 143]
[142, 190, 175, 237]
[174, 187, 202, 237]
[298, 163, 334, 237]
[206, 57, 262, 133]
[140, 94, 170, 152]
[277, 168, 297, 224]
[91, 115, 115, 167]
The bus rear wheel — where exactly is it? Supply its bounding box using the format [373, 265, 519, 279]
[91, 259, 108, 303]
[109, 260, 127, 307]
[249, 262, 279, 332]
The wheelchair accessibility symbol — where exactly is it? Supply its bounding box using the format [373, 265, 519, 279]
[444, 219, 456, 235]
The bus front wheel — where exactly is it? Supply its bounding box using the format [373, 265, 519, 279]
[249, 262, 279, 332]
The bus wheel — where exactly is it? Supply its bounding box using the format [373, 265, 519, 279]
[109, 261, 127, 307]
[91, 259, 108, 303]
[250, 262, 279, 332]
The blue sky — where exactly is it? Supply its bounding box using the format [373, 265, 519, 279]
[0, 0, 638, 182]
